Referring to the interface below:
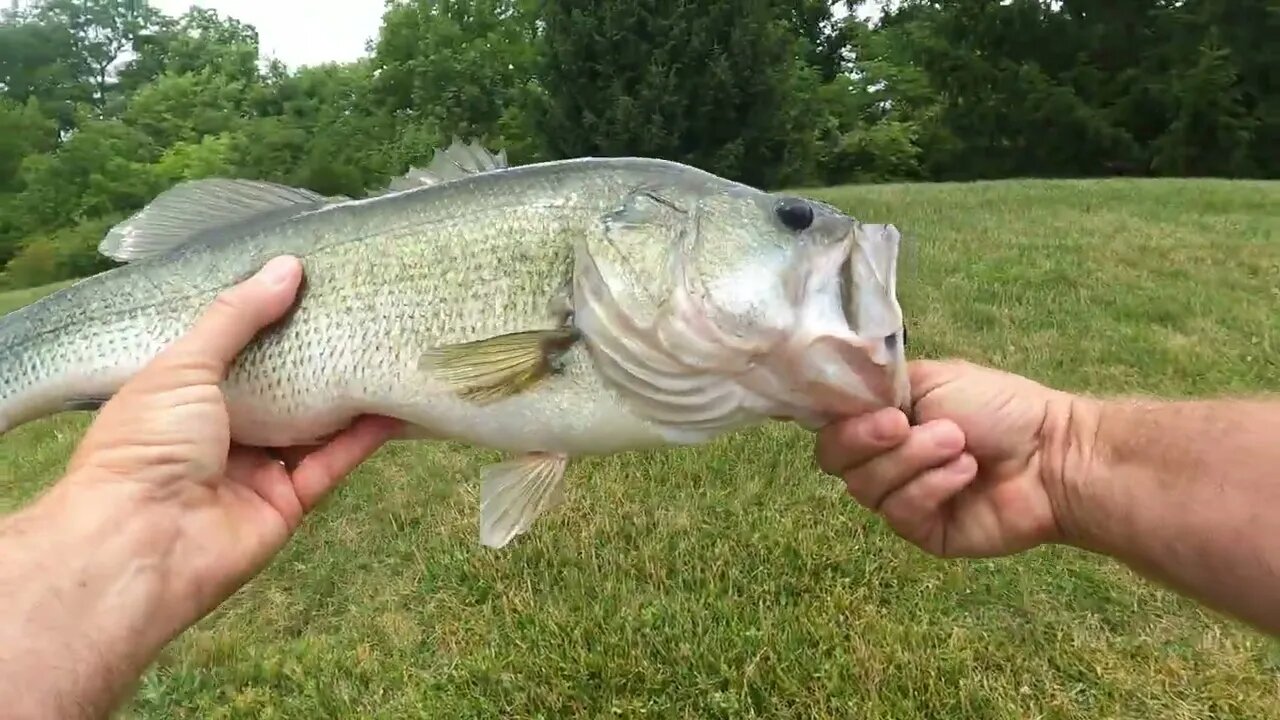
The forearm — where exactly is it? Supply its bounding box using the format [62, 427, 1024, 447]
[0, 477, 189, 719]
[1051, 395, 1280, 634]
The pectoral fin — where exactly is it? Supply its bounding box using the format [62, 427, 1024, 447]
[420, 328, 579, 403]
[479, 452, 569, 549]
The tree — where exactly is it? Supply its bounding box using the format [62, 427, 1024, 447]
[2, 0, 1278, 290]
[27, 0, 162, 112]
[537, 0, 822, 188]
[0, 5, 89, 133]
[371, 0, 541, 162]
[118, 6, 261, 92]
[0, 97, 56, 192]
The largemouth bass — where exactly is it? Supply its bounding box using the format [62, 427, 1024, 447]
[0, 139, 911, 548]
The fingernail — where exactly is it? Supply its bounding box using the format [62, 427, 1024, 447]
[951, 453, 977, 476]
[260, 256, 299, 287]
[872, 410, 906, 442]
[926, 421, 965, 453]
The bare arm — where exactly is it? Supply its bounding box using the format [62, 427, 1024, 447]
[1049, 396, 1280, 634]
[0, 480, 189, 720]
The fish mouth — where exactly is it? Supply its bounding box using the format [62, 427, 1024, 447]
[771, 224, 913, 422]
[838, 244, 913, 415]
[730, 226, 912, 429]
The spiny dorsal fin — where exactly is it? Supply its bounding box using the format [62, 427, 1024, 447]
[100, 178, 328, 262]
[384, 136, 510, 193]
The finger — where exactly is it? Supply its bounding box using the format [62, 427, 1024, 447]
[290, 415, 403, 512]
[228, 446, 305, 530]
[226, 444, 273, 479]
[878, 452, 978, 552]
[843, 419, 965, 511]
[158, 256, 304, 375]
[814, 407, 910, 476]
[274, 444, 324, 472]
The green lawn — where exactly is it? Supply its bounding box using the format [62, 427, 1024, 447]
[2, 178, 1278, 718]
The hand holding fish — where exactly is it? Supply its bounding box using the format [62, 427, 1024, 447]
[817, 359, 1280, 637]
[65, 254, 403, 597]
[816, 359, 1067, 559]
[0, 139, 913, 549]
[0, 257, 401, 720]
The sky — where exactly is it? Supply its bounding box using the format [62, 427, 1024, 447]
[146, 1, 885, 70]
[149, 0, 386, 69]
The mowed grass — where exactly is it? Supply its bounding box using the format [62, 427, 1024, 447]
[2, 178, 1279, 718]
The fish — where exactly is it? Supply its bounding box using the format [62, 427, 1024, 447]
[0, 138, 912, 548]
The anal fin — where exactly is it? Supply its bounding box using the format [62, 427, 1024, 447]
[420, 328, 579, 404]
[479, 452, 569, 549]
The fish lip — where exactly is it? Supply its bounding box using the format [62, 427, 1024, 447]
[833, 224, 914, 415]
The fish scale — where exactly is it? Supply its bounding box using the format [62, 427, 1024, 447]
[0, 139, 911, 549]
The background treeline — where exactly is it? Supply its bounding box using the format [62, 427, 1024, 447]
[1, 0, 1275, 289]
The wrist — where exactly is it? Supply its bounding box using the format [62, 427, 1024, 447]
[0, 473, 191, 716]
[51, 471, 197, 638]
[1039, 391, 1111, 552]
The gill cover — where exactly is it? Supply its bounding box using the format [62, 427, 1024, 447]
[572, 187, 763, 443]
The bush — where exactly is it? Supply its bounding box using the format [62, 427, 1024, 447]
[3, 217, 122, 289]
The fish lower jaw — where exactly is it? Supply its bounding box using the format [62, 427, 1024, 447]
[734, 327, 905, 425]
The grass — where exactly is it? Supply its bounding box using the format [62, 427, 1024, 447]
[2, 177, 1279, 718]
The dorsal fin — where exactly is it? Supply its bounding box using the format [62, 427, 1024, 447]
[383, 136, 510, 193]
[99, 178, 328, 262]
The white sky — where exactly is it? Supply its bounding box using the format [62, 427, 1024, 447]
[146, 1, 886, 70]
[149, 0, 386, 69]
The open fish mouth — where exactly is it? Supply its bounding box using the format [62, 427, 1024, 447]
[838, 234, 912, 413]
[839, 221, 913, 414]
[736, 222, 913, 427]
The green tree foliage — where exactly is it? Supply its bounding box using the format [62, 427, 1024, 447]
[19, 0, 163, 113]
[372, 0, 542, 164]
[0, 0, 1275, 289]
[118, 6, 261, 91]
[537, 0, 824, 188]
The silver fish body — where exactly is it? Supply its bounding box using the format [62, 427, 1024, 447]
[0, 140, 911, 547]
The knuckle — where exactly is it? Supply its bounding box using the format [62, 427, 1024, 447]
[815, 446, 840, 476]
[151, 348, 223, 379]
[843, 473, 878, 509]
[862, 464, 906, 512]
[879, 488, 919, 528]
[816, 420, 883, 476]
[813, 426, 844, 470]
[209, 288, 247, 316]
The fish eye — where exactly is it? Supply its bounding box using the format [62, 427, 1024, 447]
[774, 198, 814, 232]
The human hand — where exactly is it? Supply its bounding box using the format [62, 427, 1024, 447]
[815, 359, 1076, 558]
[61, 255, 402, 621]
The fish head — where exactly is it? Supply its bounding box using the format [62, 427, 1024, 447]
[575, 171, 911, 442]
[685, 187, 911, 424]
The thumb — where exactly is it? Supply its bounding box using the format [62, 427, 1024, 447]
[159, 256, 304, 377]
[907, 358, 972, 400]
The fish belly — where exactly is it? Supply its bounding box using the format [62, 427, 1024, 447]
[221, 341, 674, 455]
